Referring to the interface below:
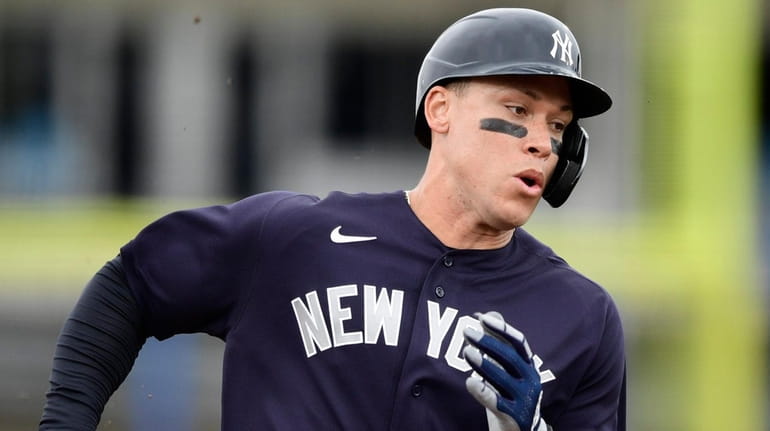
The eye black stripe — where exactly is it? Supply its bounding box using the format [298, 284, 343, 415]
[479, 118, 527, 138]
[551, 138, 562, 156]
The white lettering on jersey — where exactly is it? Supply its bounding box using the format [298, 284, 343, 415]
[445, 315, 480, 372]
[291, 291, 332, 357]
[291, 285, 405, 358]
[534, 354, 556, 383]
[291, 288, 556, 383]
[363, 284, 403, 346]
[327, 285, 363, 347]
[426, 301, 457, 359]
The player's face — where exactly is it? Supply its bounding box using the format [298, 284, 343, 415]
[442, 75, 573, 230]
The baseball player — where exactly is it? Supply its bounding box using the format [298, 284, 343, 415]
[40, 8, 625, 431]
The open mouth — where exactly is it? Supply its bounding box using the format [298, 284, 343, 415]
[515, 169, 544, 191]
[521, 177, 536, 187]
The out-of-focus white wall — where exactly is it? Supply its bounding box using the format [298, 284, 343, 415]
[0, 0, 635, 209]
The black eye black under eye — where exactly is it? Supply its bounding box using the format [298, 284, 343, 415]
[551, 138, 563, 155]
[479, 118, 528, 138]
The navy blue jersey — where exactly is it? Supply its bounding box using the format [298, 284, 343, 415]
[120, 190, 625, 430]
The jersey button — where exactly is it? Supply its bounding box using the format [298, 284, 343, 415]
[411, 384, 423, 397]
[434, 286, 445, 298]
[442, 256, 454, 268]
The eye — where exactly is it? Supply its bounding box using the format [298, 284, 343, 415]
[550, 121, 566, 133]
[508, 105, 527, 116]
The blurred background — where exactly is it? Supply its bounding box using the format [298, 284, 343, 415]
[0, 0, 766, 430]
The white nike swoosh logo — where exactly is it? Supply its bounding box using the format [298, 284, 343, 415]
[330, 225, 377, 244]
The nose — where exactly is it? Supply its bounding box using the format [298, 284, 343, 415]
[523, 123, 553, 159]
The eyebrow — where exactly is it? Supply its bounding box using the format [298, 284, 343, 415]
[520, 88, 573, 112]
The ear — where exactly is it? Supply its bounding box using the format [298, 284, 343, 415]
[423, 85, 451, 135]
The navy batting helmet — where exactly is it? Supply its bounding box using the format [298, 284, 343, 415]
[413, 8, 612, 207]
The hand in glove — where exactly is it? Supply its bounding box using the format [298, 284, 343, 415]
[463, 312, 546, 431]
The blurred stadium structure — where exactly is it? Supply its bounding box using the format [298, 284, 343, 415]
[0, 0, 766, 430]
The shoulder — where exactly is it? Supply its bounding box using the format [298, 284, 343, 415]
[241, 190, 407, 241]
[512, 230, 625, 401]
[315, 190, 404, 209]
[513, 227, 571, 268]
[238, 190, 400, 214]
[514, 227, 621, 324]
[254, 190, 404, 222]
[120, 191, 320, 256]
[233, 190, 320, 215]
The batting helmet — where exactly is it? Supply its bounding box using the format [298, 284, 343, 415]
[413, 8, 612, 207]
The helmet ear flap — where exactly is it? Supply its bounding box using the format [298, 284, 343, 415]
[543, 123, 589, 207]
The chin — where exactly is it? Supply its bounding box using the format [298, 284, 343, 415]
[510, 217, 531, 229]
[485, 196, 538, 230]
[495, 211, 533, 230]
[501, 202, 538, 228]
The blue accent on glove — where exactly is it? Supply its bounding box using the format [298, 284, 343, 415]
[463, 312, 542, 431]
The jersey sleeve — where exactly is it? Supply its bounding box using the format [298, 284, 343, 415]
[552, 294, 626, 430]
[39, 256, 145, 430]
[119, 191, 313, 340]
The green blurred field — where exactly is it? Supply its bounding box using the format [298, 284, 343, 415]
[0, 199, 215, 293]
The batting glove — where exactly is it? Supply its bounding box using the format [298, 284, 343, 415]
[463, 312, 546, 431]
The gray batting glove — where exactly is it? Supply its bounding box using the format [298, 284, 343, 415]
[463, 312, 546, 431]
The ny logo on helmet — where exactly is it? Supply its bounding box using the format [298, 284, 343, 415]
[550, 30, 574, 66]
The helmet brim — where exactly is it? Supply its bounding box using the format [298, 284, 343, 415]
[566, 76, 612, 118]
[470, 63, 613, 118]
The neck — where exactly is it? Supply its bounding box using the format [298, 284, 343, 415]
[406, 186, 514, 250]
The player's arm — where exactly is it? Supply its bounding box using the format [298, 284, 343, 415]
[39, 255, 146, 430]
[463, 312, 550, 431]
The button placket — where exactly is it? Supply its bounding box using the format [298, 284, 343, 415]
[390, 252, 467, 428]
[435, 254, 454, 299]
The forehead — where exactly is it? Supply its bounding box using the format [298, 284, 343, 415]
[466, 75, 573, 105]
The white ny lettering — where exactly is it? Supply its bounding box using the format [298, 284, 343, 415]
[550, 30, 574, 66]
